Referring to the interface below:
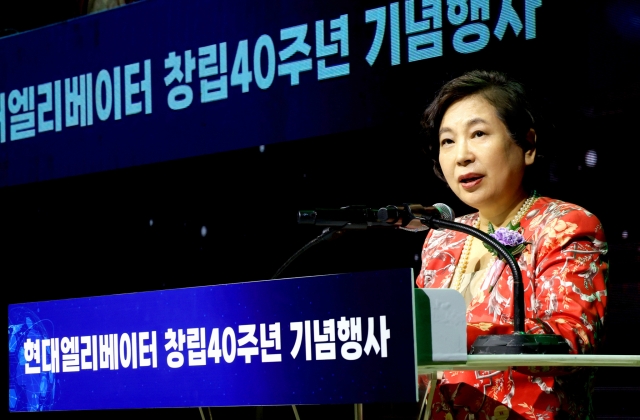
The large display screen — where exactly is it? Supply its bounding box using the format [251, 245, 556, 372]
[1, 0, 550, 187]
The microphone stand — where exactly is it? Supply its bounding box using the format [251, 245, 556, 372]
[420, 214, 570, 355]
[271, 227, 345, 280]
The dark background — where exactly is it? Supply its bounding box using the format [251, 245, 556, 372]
[3, 0, 640, 418]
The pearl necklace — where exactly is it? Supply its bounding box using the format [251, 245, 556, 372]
[451, 191, 539, 292]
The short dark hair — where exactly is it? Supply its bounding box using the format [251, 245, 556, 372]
[421, 70, 537, 183]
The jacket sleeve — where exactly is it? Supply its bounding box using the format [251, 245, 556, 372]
[525, 205, 608, 354]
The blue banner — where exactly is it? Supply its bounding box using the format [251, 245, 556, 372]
[8, 269, 417, 411]
[0, 0, 544, 186]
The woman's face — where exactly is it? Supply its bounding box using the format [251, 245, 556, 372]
[438, 94, 535, 216]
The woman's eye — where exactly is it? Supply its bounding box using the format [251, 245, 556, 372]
[472, 131, 485, 138]
[440, 138, 453, 146]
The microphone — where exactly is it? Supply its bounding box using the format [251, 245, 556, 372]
[297, 205, 382, 230]
[297, 203, 454, 230]
[377, 203, 455, 227]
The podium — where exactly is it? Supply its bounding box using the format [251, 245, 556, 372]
[8, 269, 640, 415]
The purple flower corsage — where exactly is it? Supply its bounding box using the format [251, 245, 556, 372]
[483, 222, 529, 258]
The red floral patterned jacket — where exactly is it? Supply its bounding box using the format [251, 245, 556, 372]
[416, 197, 608, 419]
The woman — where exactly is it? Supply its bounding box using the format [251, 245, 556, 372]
[417, 70, 608, 419]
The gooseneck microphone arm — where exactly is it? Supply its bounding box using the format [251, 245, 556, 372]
[421, 214, 570, 355]
[420, 215, 525, 334]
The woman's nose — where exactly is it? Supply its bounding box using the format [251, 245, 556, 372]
[455, 140, 474, 165]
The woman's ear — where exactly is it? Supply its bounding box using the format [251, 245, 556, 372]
[524, 128, 536, 166]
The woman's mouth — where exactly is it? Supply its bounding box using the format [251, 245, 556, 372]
[459, 174, 484, 189]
